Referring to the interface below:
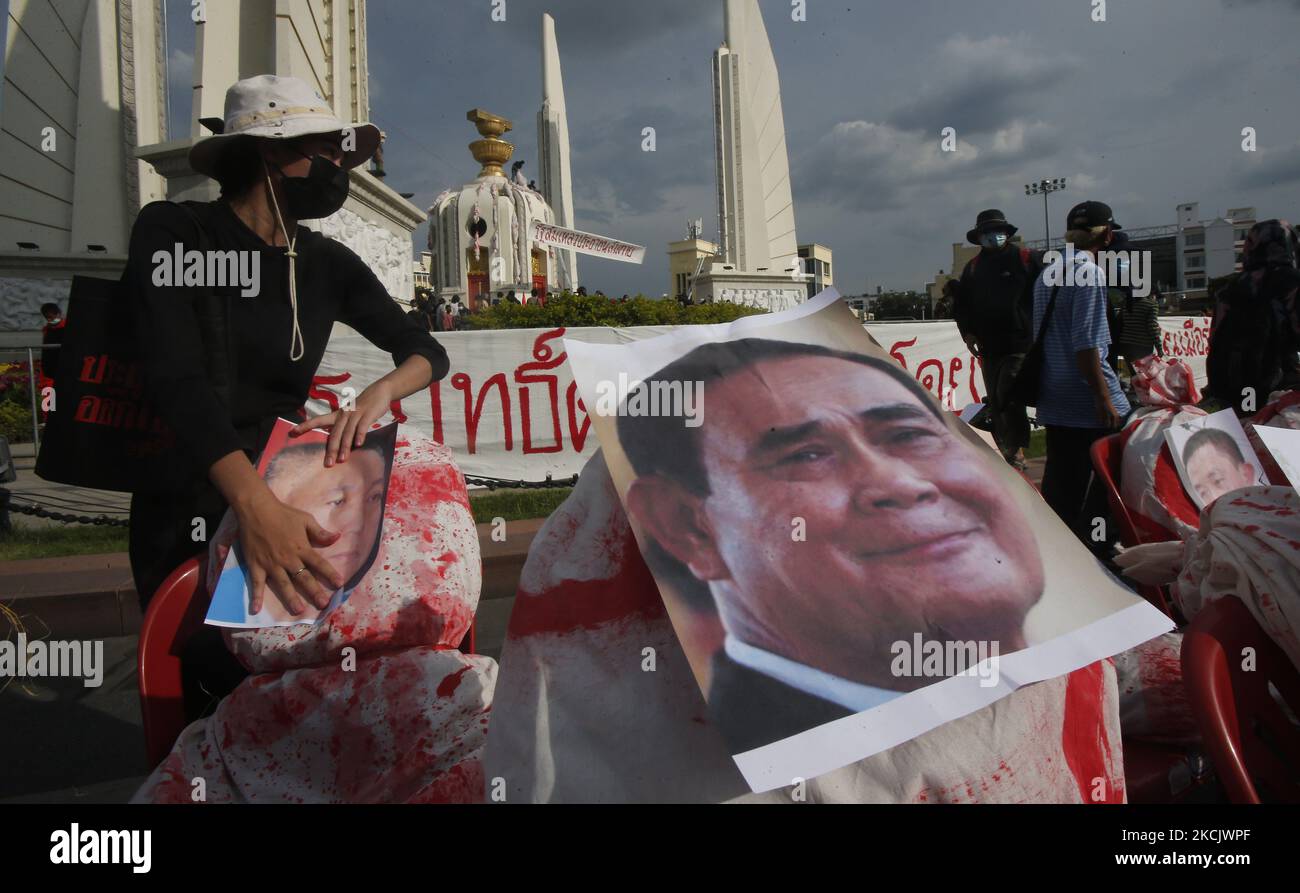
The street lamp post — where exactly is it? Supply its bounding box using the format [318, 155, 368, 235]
[1025, 178, 1067, 250]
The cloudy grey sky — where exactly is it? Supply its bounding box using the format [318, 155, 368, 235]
[154, 0, 1300, 296]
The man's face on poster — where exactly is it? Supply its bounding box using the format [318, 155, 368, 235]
[1185, 441, 1256, 507]
[630, 353, 1045, 684]
[268, 448, 387, 586]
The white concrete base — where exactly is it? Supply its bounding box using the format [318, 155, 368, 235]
[695, 267, 806, 312]
[308, 206, 414, 304]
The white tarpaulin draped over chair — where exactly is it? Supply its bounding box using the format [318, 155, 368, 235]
[309, 316, 1210, 482]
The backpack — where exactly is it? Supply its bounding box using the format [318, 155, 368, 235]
[960, 247, 1040, 343]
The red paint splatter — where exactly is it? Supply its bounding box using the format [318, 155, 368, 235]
[437, 666, 472, 697]
[1061, 662, 1124, 803]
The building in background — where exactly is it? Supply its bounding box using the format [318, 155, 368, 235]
[1175, 202, 1256, 296]
[536, 12, 578, 292]
[695, 0, 804, 311]
[0, 0, 168, 335]
[667, 221, 718, 299]
[796, 244, 833, 298]
[1121, 226, 1178, 296]
[925, 242, 982, 312]
[0, 0, 424, 336]
[426, 110, 562, 306]
[414, 252, 433, 292]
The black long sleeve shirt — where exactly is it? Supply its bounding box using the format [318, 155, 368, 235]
[124, 200, 448, 480]
[951, 246, 1039, 356]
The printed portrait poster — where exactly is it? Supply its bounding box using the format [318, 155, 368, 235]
[562, 287, 1175, 792]
[205, 418, 398, 629]
[1163, 408, 1270, 511]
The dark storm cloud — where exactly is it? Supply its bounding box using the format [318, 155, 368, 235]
[1222, 0, 1300, 9]
[494, 0, 719, 55]
[1236, 141, 1300, 189]
[793, 118, 1064, 214]
[887, 35, 1074, 136]
[352, 0, 1300, 296]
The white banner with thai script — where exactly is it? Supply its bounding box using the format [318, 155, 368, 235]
[530, 221, 646, 264]
[311, 315, 1211, 482]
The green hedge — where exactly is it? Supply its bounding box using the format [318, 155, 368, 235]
[460, 293, 768, 330]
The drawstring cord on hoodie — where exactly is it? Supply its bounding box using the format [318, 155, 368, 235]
[264, 166, 306, 362]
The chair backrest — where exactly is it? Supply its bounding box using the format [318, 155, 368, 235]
[1089, 432, 1175, 617]
[137, 557, 209, 768]
[1181, 595, 1300, 803]
[1090, 433, 1141, 547]
[138, 557, 479, 768]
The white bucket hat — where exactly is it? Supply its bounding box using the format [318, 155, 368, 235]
[188, 74, 381, 178]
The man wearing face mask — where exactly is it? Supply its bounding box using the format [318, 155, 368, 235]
[948, 209, 1041, 469]
[123, 75, 449, 716]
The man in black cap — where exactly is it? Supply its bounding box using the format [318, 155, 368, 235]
[1031, 200, 1130, 539]
[947, 209, 1041, 468]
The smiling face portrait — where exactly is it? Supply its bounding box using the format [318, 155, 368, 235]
[1183, 428, 1258, 508]
[620, 340, 1046, 697]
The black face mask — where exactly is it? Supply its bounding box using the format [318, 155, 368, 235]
[276, 151, 350, 220]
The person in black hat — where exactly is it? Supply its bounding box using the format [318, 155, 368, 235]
[1030, 200, 1131, 541]
[946, 209, 1042, 468]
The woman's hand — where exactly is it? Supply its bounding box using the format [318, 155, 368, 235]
[234, 488, 345, 616]
[291, 380, 394, 466]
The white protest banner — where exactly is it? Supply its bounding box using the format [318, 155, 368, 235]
[313, 325, 668, 482]
[1157, 315, 1212, 385]
[310, 314, 1210, 483]
[531, 221, 646, 264]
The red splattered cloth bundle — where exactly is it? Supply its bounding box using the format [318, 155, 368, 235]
[1120, 356, 1207, 541]
[1111, 632, 1198, 745]
[484, 452, 1127, 803]
[133, 429, 495, 803]
[1174, 486, 1300, 671]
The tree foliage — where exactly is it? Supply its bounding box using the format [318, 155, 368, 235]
[460, 292, 769, 330]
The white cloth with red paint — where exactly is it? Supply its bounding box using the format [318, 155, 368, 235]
[484, 452, 1127, 803]
[1246, 390, 1300, 486]
[1111, 632, 1198, 745]
[132, 429, 495, 804]
[1119, 356, 1206, 541]
[1174, 486, 1300, 671]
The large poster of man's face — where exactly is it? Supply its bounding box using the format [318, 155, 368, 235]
[206, 418, 397, 629]
[563, 289, 1174, 792]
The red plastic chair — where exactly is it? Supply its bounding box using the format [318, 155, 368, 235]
[138, 557, 477, 769]
[1089, 433, 1176, 617]
[1181, 596, 1300, 803]
[1089, 433, 1143, 548]
[137, 557, 211, 769]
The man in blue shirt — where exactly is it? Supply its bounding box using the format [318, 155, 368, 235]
[1032, 201, 1131, 536]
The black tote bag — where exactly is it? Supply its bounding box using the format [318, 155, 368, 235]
[1007, 285, 1060, 409]
[36, 205, 233, 493]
